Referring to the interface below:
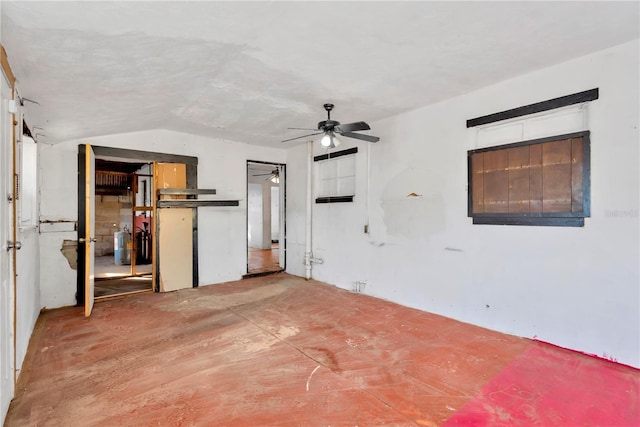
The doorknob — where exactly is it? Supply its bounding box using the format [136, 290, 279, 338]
[78, 237, 97, 243]
[6, 241, 22, 251]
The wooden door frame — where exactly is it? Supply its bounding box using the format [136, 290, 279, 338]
[77, 145, 198, 306]
[83, 144, 95, 316]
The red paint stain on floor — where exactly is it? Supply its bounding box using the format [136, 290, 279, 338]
[443, 340, 640, 426]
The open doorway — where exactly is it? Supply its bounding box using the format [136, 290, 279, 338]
[246, 161, 285, 276]
[93, 159, 153, 298]
[77, 145, 200, 311]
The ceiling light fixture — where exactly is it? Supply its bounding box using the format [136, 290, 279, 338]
[320, 131, 341, 149]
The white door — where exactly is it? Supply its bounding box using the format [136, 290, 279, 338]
[83, 144, 96, 316]
[0, 67, 15, 420]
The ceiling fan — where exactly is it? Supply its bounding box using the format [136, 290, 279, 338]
[252, 168, 280, 183]
[282, 103, 380, 148]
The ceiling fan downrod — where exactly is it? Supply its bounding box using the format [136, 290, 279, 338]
[324, 103, 334, 120]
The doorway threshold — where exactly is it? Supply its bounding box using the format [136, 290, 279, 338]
[243, 269, 284, 279]
[95, 289, 154, 303]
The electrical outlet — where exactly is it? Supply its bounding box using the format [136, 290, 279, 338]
[353, 280, 367, 293]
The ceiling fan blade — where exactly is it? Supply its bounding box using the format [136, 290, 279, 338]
[339, 131, 380, 143]
[336, 121, 370, 132]
[288, 127, 317, 131]
[281, 132, 323, 143]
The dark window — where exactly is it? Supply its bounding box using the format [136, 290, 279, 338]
[468, 131, 590, 226]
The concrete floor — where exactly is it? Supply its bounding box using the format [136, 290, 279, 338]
[6, 274, 639, 426]
[95, 255, 152, 279]
[94, 255, 153, 298]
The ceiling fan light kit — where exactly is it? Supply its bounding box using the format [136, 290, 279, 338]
[283, 103, 380, 146]
[320, 131, 340, 149]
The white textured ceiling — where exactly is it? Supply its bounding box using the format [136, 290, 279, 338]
[1, 1, 638, 147]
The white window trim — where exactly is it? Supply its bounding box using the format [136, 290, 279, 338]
[316, 153, 356, 199]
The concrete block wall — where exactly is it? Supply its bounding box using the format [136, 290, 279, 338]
[95, 194, 132, 256]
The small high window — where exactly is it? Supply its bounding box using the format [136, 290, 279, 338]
[314, 147, 357, 203]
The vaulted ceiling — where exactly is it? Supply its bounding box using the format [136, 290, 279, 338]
[1, 1, 638, 148]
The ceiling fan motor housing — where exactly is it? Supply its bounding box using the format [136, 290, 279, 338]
[318, 120, 339, 131]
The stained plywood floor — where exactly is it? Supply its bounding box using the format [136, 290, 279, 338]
[6, 274, 639, 426]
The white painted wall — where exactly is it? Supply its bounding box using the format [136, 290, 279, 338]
[247, 183, 264, 249]
[261, 183, 272, 249]
[271, 186, 279, 242]
[287, 40, 640, 368]
[39, 129, 286, 308]
[39, 144, 79, 309]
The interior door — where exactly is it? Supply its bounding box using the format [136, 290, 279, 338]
[0, 66, 14, 421]
[84, 144, 96, 316]
[155, 163, 192, 292]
